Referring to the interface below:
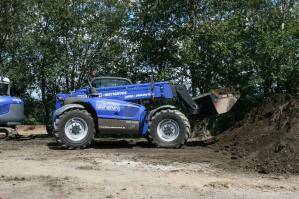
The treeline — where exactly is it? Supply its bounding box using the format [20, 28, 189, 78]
[0, 0, 298, 124]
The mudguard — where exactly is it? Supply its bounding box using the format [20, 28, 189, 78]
[149, 105, 177, 120]
[54, 104, 85, 117]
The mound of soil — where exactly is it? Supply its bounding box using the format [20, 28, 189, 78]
[213, 95, 299, 174]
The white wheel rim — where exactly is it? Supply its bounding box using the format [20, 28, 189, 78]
[64, 117, 88, 142]
[157, 119, 180, 142]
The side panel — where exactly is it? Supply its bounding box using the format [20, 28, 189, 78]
[86, 98, 145, 120]
[0, 96, 24, 126]
[85, 98, 147, 134]
[98, 119, 140, 134]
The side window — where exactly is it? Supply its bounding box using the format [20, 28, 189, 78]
[0, 83, 9, 96]
[92, 78, 131, 88]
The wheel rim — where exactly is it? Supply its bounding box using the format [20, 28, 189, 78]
[157, 119, 180, 142]
[64, 117, 88, 142]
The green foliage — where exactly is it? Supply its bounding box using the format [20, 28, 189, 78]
[0, 0, 298, 125]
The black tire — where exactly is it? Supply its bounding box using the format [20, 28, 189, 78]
[150, 109, 191, 148]
[54, 109, 95, 149]
[145, 134, 153, 145]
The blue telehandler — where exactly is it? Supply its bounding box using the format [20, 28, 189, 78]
[0, 77, 25, 139]
[53, 77, 239, 149]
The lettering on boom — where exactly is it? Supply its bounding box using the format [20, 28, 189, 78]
[124, 93, 152, 99]
[99, 91, 128, 98]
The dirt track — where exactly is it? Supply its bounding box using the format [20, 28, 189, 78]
[0, 137, 298, 199]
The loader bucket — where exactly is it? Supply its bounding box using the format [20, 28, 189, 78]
[193, 90, 240, 116]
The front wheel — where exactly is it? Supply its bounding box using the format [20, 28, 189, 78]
[54, 109, 95, 149]
[150, 109, 191, 148]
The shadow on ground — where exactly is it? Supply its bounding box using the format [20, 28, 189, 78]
[5, 134, 50, 141]
[47, 138, 211, 150]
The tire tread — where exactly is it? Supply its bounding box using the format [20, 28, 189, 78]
[150, 109, 190, 148]
[54, 109, 95, 149]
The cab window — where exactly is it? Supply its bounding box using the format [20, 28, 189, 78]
[0, 83, 9, 96]
[92, 78, 131, 88]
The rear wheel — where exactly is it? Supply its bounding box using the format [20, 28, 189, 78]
[54, 109, 95, 149]
[150, 109, 191, 148]
[0, 129, 8, 139]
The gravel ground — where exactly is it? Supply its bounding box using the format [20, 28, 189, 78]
[0, 137, 298, 199]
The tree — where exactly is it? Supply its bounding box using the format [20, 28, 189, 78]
[0, 0, 298, 124]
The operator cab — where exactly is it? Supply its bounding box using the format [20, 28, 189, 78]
[91, 77, 132, 89]
[0, 77, 10, 96]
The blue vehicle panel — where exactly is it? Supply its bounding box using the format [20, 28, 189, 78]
[0, 96, 23, 105]
[96, 82, 174, 101]
[54, 97, 149, 135]
[85, 98, 148, 135]
[0, 96, 24, 126]
[55, 81, 174, 110]
[85, 98, 146, 121]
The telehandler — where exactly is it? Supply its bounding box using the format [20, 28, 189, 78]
[53, 77, 239, 149]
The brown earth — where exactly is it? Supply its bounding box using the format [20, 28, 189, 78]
[0, 138, 298, 199]
[212, 95, 299, 174]
[1, 95, 299, 198]
[16, 125, 47, 135]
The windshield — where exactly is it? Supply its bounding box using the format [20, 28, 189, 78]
[92, 78, 131, 88]
[0, 83, 9, 96]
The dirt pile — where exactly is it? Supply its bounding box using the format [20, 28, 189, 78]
[213, 95, 299, 174]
